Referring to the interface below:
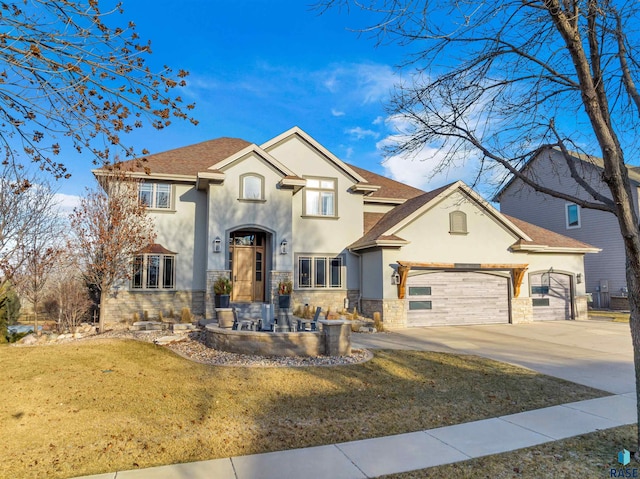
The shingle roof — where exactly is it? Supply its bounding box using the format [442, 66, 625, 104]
[346, 163, 425, 200]
[505, 215, 598, 250]
[115, 137, 252, 176]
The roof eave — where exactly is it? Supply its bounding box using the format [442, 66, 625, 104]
[349, 183, 381, 194]
[511, 243, 601, 254]
[349, 239, 409, 251]
[92, 169, 197, 183]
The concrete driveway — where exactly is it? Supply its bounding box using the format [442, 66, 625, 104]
[352, 320, 635, 395]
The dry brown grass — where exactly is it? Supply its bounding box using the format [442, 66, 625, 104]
[381, 425, 637, 478]
[1, 339, 607, 479]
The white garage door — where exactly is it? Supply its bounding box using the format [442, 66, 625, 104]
[530, 272, 572, 321]
[406, 271, 510, 327]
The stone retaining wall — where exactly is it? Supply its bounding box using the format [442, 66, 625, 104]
[103, 290, 205, 326]
[205, 320, 351, 357]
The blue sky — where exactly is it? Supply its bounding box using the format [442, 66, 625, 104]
[52, 0, 474, 208]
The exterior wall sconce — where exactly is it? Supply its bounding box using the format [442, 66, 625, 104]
[280, 239, 288, 255]
[213, 236, 222, 253]
[577, 273, 582, 284]
[391, 272, 401, 285]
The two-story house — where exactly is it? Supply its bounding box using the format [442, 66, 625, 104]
[496, 146, 639, 308]
[96, 127, 598, 328]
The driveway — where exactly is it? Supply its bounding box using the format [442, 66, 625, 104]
[352, 320, 635, 395]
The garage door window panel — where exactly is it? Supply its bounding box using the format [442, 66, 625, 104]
[409, 286, 431, 296]
[409, 301, 432, 310]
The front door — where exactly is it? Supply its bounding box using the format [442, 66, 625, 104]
[230, 231, 266, 302]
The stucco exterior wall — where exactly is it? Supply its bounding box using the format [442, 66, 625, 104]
[147, 182, 207, 291]
[206, 154, 294, 273]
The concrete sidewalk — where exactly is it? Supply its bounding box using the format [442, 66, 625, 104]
[76, 393, 636, 479]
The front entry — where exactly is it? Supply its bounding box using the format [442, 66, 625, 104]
[230, 231, 265, 302]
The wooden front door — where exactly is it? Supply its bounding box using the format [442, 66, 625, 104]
[233, 247, 254, 302]
[230, 231, 266, 302]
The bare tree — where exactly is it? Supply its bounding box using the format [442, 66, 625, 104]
[0, 166, 61, 338]
[321, 0, 640, 451]
[0, 1, 197, 177]
[69, 174, 155, 332]
[12, 202, 65, 334]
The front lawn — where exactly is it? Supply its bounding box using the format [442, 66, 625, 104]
[0, 339, 607, 479]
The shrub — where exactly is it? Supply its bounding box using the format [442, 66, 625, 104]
[132, 312, 140, 323]
[143, 310, 149, 322]
[158, 311, 164, 322]
[373, 311, 384, 332]
[180, 307, 192, 323]
[213, 277, 232, 295]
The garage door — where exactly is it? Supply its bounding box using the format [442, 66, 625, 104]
[406, 271, 510, 327]
[529, 272, 572, 321]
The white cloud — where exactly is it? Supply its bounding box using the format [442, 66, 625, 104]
[347, 126, 380, 140]
[331, 108, 345, 117]
[54, 192, 82, 215]
[377, 116, 480, 191]
[372, 116, 385, 125]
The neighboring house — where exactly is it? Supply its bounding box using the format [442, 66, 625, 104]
[95, 127, 598, 328]
[496, 146, 639, 308]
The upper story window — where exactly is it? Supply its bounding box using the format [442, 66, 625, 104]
[304, 177, 336, 217]
[132, 253, 175, 290]
[565, 203, 581, 229]
[139, 183, 171, 209]
[240, 173, 264, 200]
[449, 210, 468, 234]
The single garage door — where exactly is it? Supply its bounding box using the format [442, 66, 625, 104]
[529, 272, 572, 321]
[406, 271, 510, 327]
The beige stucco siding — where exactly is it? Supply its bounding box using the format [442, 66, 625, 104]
[206, 154, 294, 272]
[267, 135, 365, 255]
[148, 183, 206, 290]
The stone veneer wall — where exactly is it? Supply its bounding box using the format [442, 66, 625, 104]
[361, 298, 406, 328]
[206, 270, 231, 320]
[292, 289, 358, 316]
[511, 297, 534, 323]
[575, 295, 590, 319]
[270, 270, 293, 316]
[103, 290, 205, 326]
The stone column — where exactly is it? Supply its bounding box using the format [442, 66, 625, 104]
[319, 319, 351, 356]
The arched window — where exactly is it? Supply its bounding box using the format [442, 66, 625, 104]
[240, 174, 264, 200]
[449, 210, 467, 234]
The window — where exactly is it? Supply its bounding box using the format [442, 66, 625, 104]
[409, 286, 432, 296]
[566, 203, 581, 229]
[132, 254, 175, 290]
[139, 183, 171, 209]
[304, 177, 336, 216]
[532, 298, 550, 307]
[449, 211, 467, 234]
[531, 285, 549, 295]
[409, 301, 432, 310]
[298, 256, 342, 288]
[240, 174, 264, 200]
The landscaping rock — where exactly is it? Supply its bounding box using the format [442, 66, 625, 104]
[171, 323, 197, 332]
[131, 321, 165, 331]
[18, 334, 38, 345]
[154, 335, 188, 346]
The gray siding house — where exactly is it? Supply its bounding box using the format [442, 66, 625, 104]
[496, 147, 640, 308]
[96, 129, 598, 327]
